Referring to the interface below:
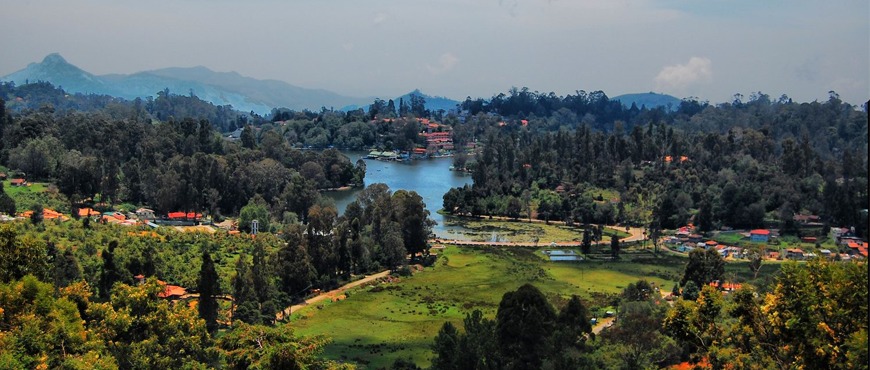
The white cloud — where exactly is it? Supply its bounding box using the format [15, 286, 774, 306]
[654, 57, 713, 91]
[426, 53, 460, 74]
[373, 12, 388, 25]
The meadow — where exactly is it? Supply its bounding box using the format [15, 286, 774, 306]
[442, 216, 630, 243]
[290, 245, 694, 369]
[3, 180, 69, 213]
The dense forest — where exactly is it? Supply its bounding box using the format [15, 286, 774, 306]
[0, 83, 366, 218]
[444, 90, 868, 239]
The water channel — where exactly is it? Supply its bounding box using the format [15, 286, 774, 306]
[322, 151, 473, 239]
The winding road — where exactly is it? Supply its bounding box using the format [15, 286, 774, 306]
[276, 270, 391, 321]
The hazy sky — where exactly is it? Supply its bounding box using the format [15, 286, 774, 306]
[2, 0, 868, 104]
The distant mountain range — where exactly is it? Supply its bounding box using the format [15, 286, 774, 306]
[1, 54, 459, 115]
[611, 92, 682, 111]
[2, 54, 682, 115]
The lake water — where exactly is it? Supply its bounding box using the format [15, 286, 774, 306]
[323, 151, 473, 239]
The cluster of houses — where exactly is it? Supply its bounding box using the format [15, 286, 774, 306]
[10, 206, 206, 228]
[365, 118, 464, 161]
[668, 225, 747, 259]
[667, 223, 868, 261]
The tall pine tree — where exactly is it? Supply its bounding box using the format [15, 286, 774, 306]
[198, 248, 220, 332]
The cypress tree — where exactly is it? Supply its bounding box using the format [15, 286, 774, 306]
[99, 240, 120, 300]
[198, 248, 220, 332]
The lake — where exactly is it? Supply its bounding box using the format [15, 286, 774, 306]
[323, 151, 473, 239]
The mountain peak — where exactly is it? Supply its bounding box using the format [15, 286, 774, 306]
[42, 53, 69, 65]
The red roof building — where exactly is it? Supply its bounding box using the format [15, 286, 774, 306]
[167, 212, 202, 220]
[157, 281, 187, 299]
[750, 229, 771, 242]
[709, 281, 742, 291]
[78, 208, 100, 217]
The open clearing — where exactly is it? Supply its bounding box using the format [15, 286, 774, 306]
[290, 245, 696, 369]
[441, 216, 631, 243]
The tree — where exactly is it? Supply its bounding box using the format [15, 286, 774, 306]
[455, 310, 500, 369]
[53, 248, 81, 288]
[600, 300, 678, 369]
[680, 248, 725, 288]
[87, 278, 215, 368]
[30, 202, 43, 225]
[215, 322, 341, 370]
[0, 276, 117, 369]
[580, 228, 592, 255]
[0, 224, 50, 283]
[239, 195, 270, 233]
[382, 221, 407, 270]
[553, 295, 592, 351]
[98, 240, 122, 300]
[431, 322, 460, 370]
[275, 223, 315, 300]
[0, 181, 16, 215]
[252, 239, 277, 324]
[622, 280, 654, 302]
[762, 260, 868, 369]
[747, 248, 762, 279]
[392, 190, 434, 260]
[240, 124, 256, 149]
[7, 136, 64, 180]
[232, 253, 259, 325]
[610, 235, 620, 259]
[496, 284, 556, 369]
[198, 248, 220, 332]
[681, 280, 700, 301]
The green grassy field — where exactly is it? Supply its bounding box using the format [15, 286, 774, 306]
[290, 245, 689, 369]
[442, 217, 631, 243]
[2, 180, 69, 213]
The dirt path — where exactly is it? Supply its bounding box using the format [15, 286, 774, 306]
[591, 317, 616, 334]
[276, 270, 391, 321]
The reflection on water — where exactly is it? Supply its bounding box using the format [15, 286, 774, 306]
[323, 151, 473, 239]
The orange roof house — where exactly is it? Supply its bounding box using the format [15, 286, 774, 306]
[157, 281, 187, 299]
[167, 212, 202, 220]
[847, 241, 869, 257]
[78, 208, 100, 217]
[709, 281, 742, 291]
[19, 208, 69, 221]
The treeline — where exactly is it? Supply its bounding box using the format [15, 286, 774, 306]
[0, 81, 259, 132]
[444, 94, 868, 237]
[0, 99, 364, 217]
[429, 257, 867, 370]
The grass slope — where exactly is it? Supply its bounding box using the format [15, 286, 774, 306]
[290, 245, 686, 369]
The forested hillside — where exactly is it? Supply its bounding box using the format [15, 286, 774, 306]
[445, 89, 868, 238]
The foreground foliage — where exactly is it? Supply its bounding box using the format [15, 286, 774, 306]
[0, 275, 351, 369]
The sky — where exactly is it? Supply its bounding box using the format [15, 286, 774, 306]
[1, 0, 868, 105]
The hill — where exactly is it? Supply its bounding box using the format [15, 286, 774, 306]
[612, 92, 682, 111]
[1, 54, 374, 114]
[341, 89, 460, 113]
